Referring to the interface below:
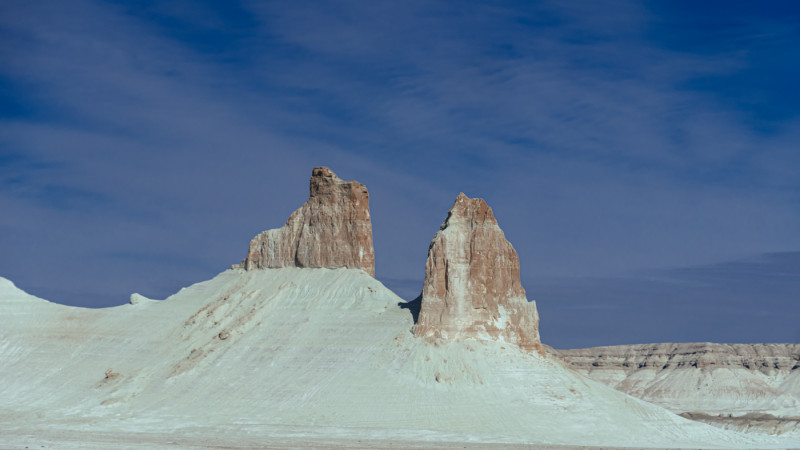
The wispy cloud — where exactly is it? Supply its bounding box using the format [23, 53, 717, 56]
[0, 0, 798, 346]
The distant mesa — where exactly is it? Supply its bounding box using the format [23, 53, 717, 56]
[414, 193, 541, 352]
[240, 167, 375, 276]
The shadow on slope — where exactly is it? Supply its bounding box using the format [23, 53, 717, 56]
[398, 294, 421, 324]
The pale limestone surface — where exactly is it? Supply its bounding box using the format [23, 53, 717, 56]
[0, 272, 789, 448]
[415, 193, 540, 352]
[558, 343, 800, 434]
[241, 167, 375, 276]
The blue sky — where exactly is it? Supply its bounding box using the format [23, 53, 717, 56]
[1, 0, 799, 348]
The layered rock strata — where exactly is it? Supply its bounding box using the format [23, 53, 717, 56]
[559, 343, 800, 374]
[241, 167, 375, 276]
[558, 343, 800, 434]
[414, 193, 540, 352]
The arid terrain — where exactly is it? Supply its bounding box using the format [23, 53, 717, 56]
[1, 168, 797, 448]
[558, 343, 800, 435]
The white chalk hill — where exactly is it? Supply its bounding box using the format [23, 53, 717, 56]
[0, 270, 791, 448]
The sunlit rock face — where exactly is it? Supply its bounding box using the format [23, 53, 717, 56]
[415, 193, 540, 352]
[557, 343, 800, 434]
[241, 167, 375, 276]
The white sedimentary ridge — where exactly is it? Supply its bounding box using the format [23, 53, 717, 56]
[0, 167, 797, 448]
[558, 343, 800, 435]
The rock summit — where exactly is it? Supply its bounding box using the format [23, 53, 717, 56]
[415, 193, 541, 352]
[241, 167, 375, 276]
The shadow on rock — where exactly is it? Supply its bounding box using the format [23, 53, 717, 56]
[398, 294, 421, 324]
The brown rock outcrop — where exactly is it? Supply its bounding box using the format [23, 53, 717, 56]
[414, 193, 540, 352]
[241, 167, 375, 276]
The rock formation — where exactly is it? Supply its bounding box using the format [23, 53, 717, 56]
[414, 193, 540, 352]
[558, 343, 800, 434]
[558, 343, 800, 374]
[241, 167, 375, 276]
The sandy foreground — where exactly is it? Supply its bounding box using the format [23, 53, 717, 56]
[0, 424, 630, 449]
[1, 268, 798, 449]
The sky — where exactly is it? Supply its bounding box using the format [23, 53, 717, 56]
[1, 0, 799, 348]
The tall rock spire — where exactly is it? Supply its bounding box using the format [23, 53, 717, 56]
[241, 167, 375, 276]
[415, 193, 540, 351]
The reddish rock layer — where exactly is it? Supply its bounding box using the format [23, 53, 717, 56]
[415, 193, 540, 351]
[241, 167, 375, 276]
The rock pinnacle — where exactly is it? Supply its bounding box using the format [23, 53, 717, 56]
[241, 167, 375, 276]
[415, 193, 540, 352]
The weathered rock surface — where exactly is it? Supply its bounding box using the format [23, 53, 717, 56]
[241, 167, 375, 276]
[679, 412, 800, 436]
[559, 343, 800, 374]
[2, 272, 776, 448]
[558, 343, 800, 434]
[415, 193, 540, 352]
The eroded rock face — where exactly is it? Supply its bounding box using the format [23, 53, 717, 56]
[558, 343, 800, 374]
[241, 167, 375, 276]
[415, 193, 540, 352]
[557, 343, 800, 434]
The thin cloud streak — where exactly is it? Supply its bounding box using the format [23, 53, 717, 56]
[0, 1, 798, 347]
